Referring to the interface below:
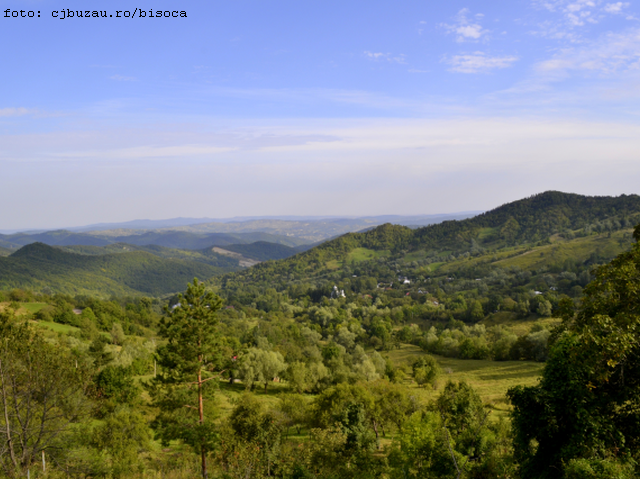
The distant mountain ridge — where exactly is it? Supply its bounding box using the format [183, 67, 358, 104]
[0, 230, 308, 251]
[0, 213, 480, 239]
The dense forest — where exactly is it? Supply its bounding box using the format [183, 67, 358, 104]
[1, 192, 640, 478]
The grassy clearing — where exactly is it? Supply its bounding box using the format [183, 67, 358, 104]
[418, 262, 444, 273]
[477, 227, 497, 240]
[347, 248, 390, 263]
[0, 301, 48, 316]
[386, 344, 543, 419]
[494, 230, 633, 270]
[480, 313, 561, 336]
[325, 260, 341, 270]
[21, 302, 48, 313]
[430, 230, 634, 277]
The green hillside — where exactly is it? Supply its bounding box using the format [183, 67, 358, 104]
[0, 243, 225, 296]
[61, 242, 243, 269]
[215, 191, 640, 301]
[3, 193, 640, 479]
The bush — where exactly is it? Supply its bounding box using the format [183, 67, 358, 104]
[412, 355, 440, 387]
[564, 458, 635, 479]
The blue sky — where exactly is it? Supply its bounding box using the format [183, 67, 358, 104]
[2, 0, 640, 229]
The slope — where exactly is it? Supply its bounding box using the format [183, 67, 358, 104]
[217, 241, 299, 261]
[0, 243, 224, 296]
[215, 191, 640, 292]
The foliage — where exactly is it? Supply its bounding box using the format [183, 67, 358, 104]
[413, 355, 441, 387]
[0, 242, 225, 296]
[0, 307, 92, 477]
[148, 278, 223, 478]
[508, 225, 640, 478]
[237, 347, 287, 393]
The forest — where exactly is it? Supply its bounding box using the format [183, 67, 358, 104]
[1, 192, 640, 478]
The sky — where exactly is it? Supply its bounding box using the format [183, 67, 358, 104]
[2, 0, 640, 230]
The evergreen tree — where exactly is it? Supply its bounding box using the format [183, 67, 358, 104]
[148, 278, 223, 479]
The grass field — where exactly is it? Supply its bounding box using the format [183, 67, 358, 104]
[0, 301, 48, 316]
[189, 344, 545, 424]
[346, 248, 390, 263]
[386, 344, 544, 419]
[427, 229, 634, 277]
[480, 313, 561, 336]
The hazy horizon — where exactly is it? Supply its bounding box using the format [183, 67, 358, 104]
[0, 210, 484, 234]
[3, 1, 639, 229]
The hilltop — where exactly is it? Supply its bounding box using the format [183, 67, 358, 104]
[215, 191, 640, 295]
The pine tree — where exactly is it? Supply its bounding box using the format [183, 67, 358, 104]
[148, 278, 223, 479]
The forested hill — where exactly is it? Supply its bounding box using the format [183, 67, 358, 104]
[411, 191, 640, 249]
[216, 191, 640, 292]
[0, 243, 224, 296]
[0, 229, 308, 251]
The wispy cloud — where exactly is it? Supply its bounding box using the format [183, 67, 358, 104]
[0, 107, 33, 117]
[441, 8, 489, 43]
[110, 74, 137, 81]
[535, 27, 640, 75]
[445, 52, 519, 73]
[604, 2, 631, 14]
[531, 0, 634, 41]
[363, 51, 407, 64]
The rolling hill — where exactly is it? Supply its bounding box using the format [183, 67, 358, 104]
[0, 230, 309, 251]
[214, 191, 640, 292]
[0, 243, 227, 296]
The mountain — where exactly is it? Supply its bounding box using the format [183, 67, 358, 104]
[106, 231, 308, 249]
[160, 213, 479, 242]
[214, 191, 640, 292]
[60, 241, 299, 265]
[0, 230, 309, 250]
[59, 243, 243, 268]
[0, 230, 112, 249]
[0, 243, 227, 296]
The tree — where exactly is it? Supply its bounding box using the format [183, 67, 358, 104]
[508, 225, 640, 478]
[0, 307, 91, 477]
[237, 347, 286, 393]
[226, 393, 285, 476]
[148, 278, 223, 479]
[91, 408, 151, 477]
[413, 355, 441, 388]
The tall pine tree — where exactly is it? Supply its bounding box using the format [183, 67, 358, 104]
[148, 278, 223, 479]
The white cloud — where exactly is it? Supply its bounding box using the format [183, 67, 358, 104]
[445, 52, 519, 73]
[363, 51, 406, 64]
[441, 8, 489, 43]
[363, 51, 407, 64]
[604, 2, 631, 14]
[110, 74, 137, 81]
